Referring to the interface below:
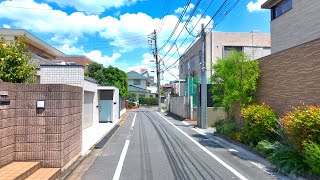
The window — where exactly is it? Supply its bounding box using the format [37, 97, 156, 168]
[134, 79, 141, 85]
[272, 0, 292, 20]
[223, 46, 243, 58]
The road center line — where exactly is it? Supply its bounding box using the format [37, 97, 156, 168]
[130, 113, 137, 129]
[112, 139, 130, 180]
[157, 112, 248, 180]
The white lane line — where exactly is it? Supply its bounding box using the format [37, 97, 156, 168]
[181, 121, 190, 126]
[157, 112, 248, 180]
[113, 140, 130, 180]
[191, 127, 206, 135]
[130, 113, 137, 129]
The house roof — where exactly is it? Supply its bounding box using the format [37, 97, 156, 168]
[0, 29, 65, 57]
[261, 0, 282, 9]
[128, 85, 150, 92]
[163, 84, 173, 88]
[126, 71, 148, 80]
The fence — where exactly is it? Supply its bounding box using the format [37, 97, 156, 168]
[0, 82, 82, 168]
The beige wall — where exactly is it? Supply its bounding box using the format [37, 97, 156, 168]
[270, 0, 320, 53]
[179, 32, 271, 81]
[193, 107, 227, 126]
[213, 32, 271, 64]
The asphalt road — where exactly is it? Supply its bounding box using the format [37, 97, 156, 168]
[83, 108, 286, 180]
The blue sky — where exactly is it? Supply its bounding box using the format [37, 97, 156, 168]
[0, 0, 269, 82]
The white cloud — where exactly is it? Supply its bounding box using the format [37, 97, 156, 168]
[85, 51, 121, 66]
[3, 24, 10, 29]
[57, 44, 121, 67]
[44, 0, 138, 14]
[174, 3, 195, 14]
[247, 0, 268, 12]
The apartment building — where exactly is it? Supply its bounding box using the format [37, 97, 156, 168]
[179, 31, 271, 80]
[262, 0, 320, 53]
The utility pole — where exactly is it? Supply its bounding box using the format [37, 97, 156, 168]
[149, 30, 161, 112]
[200, 24, 208, 129]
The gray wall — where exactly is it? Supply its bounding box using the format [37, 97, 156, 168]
[169, 96, 188, 118]
[270, 0, 320, 53]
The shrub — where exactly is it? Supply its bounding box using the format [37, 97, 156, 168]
[241, 104, 279, 145]
[214, 119, 244, 141]
[256, 140, 274, 155]
[303, 141, 320, 175]
[280, 105, 320, 150]
[139, 97, 158, 105]
[268, 142, 309, 175]
[128, 102, 135, 108]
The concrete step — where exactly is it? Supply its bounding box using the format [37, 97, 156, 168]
[25, 168, 61, 180]
[0, 162, 40, 180]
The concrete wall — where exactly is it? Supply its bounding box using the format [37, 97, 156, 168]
[193, 107, 227, 126]
[212, 32, 271, 63]
[257, 37, 320, 116]
[169, 96, 188, 118]
[0, 83, 82, 168]
[270, 0, 320, 53]
[40, 65, 84, 87]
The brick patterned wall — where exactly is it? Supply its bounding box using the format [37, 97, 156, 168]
[0, 82, 82, 168]
[0, 83, 15, 168]
[257, 38, 320, 116]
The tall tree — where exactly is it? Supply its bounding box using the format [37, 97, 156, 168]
[211, 50, 259, 113]
[0, 36, 36, 83]
[86, 62, 128, 98]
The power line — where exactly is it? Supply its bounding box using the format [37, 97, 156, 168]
[162, 0, 239, 72]
[159, 0, 202, 59]
[158, 0, 192, 51]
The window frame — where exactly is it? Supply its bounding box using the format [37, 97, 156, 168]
[134, 79, 141, 85]
[271, 0, 292, 20]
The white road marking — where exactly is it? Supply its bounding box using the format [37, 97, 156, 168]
[157, 112, 248, 180]
[191, 127, 206, 135]
[130, 113, 137, 129]
[181, 121, 190, 126]
[113, 140, 130, 180]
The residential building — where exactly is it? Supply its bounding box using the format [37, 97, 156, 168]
[60, 55, 94, 73]
[262, 0, 320, 53]
[179, 31, 271, 81]
[0, 29, 65, 67]
[127, 70, 156, 99]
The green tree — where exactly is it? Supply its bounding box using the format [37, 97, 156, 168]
[0, 36, 36, 83]
[211, 50, 259, 114]
[86, 62, 128, 98]
[127, 92, 137, 102]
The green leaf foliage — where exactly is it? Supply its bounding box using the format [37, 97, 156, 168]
[0, 36, 36, 83]
[303, 141, 320, 175]
[241, 104, 279, 145]
[211, 50, 259, 113]
[86, 62, 128, 98]
[127, 92, 137, 102]
[139, 97, 158, 105]
[268, 142, 309, 175]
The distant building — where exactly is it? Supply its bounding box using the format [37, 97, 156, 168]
[0, 28, 65, 68]
[179, 31, 271, 81]
[60, 56, 94, 73]
[262, 0, 320, 53]
[127, 70, 156, 99]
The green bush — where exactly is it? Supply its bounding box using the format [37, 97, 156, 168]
[128, 102, 135, 108]
[280, 105, 320, 150]
[139, 97, 158, 105]
[303, 141, 320, 175]
[241, 104, 279, 145]
[256, 140, 274, 155]
[268, 142, 309, 175]
[214, 119, 244, 141]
